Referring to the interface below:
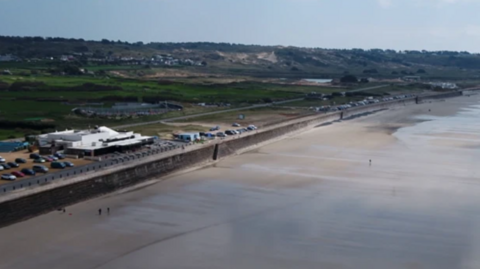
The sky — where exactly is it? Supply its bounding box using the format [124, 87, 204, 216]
[1, 0, 480, 52]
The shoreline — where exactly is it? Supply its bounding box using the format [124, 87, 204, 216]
[0, 94, 479, 269]
[0, 94, 468, 229]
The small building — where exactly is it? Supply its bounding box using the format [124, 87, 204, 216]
[178, 133, 200, 142]
[430, 82, 458, 90]
[402, 76, 421, 82]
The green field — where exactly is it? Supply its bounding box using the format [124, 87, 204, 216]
[0, 73, 329, 140]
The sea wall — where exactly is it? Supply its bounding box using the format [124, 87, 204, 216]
[0, 145, 215, 227]
[418, 91, 463, 103]
[0, 95, 446, 228]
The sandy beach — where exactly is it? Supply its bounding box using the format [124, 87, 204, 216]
[2, 95, 480, 269]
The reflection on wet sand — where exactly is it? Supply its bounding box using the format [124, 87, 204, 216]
[2, 96, 480, 269]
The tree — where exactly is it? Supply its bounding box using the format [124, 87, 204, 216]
[417, 69, 427, 74]
[363, 69, 378, 74]
[340, 75, 358, 83]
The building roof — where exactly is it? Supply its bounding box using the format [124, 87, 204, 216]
[179, 132, 200, 136]
[69, 136, 152, 151]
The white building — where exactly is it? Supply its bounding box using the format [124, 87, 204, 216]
[38, 126, 154, 156]
[430, 82, 458, 90]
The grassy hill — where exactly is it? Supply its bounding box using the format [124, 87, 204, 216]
[1, 36, 480, 80]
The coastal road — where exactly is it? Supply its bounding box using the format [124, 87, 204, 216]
[348, 84, 389, 93]
[113, 98, 304, 129]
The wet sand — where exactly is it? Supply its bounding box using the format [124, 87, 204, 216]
[2, 96, 480, 269]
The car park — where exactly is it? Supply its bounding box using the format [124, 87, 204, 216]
[63, 161, 74, 167]
[34, 158, 46, 163]
[7, 162, 19, 168]
[51, 162, 66, 169]
[1, 174, 16, 181]
[11, 171, 25, 178]
[21, 168, 35, 176]
[15, 158, 27, 164]
[32, 165, 48, 173]
[0, 163, 11, 170]
[29, 153, 41, 159]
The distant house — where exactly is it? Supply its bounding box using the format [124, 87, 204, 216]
[2, 70, 12, 75]
[402, 76, 421, 82]
[60, 55, 76, 61]
[430, 82, 458, 90]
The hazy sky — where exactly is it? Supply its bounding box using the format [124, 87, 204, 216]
[1, 0, 480, 52]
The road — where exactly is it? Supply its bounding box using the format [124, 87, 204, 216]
[113, 98, 304, 129]
[347, 84, 389, 93]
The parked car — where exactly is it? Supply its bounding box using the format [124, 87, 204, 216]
[48, 155, 59, 161]
[51, 162, 66, 169]
[63, 161, 74, 167]
[29, 153, 41, 159]
[54, 153, 65, 159]
[43, 156, 54, 162]
[15, 158, 27, 164]
[7, 162, 19, 168]
[21, 168, 35, 176]
[34, 158, 46, 163]
[232, 123, 241, 127]
[0, 166, 3, 171]
[248, 125, 258, 130]
[247, 126, 255, 131]
[0, 163, 11, 170]
[225, 130, 238, 136]
[204, 133, 216, 138]
[1, 174, 16, 181]
[236, 129, 245, 134]
[216, 132, 227, 138]
[32, 165, 48, 173]
[210, 126, 220, 131]
[11, 171, 25, 178]
[0, 156, 5, 163]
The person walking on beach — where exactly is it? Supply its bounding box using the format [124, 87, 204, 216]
[98, 208, 102, 215]
[369, 159, 372, 166]
[107, 207, 110, 215]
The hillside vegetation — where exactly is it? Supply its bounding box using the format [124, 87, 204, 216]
[1, 36, 480, 79]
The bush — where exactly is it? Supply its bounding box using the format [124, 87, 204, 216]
[340, 75, 358, 83]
